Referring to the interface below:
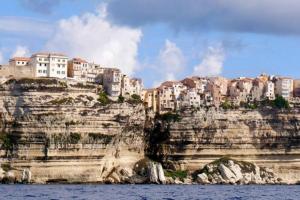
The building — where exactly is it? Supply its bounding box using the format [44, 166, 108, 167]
[30, 53, 68, 79]
[180, 88, 201, 108]
[87, 63, 105, 83]
[103, 68, 122, 97]
[250, 79, 265, 101]
[157, 81, 187, 112]
[129, 78, 143, 96]
[209, 76, 228, 96]
[206, 82, 222, 107]
[8, 57, 33, 78]
[142, 89, 159, 112]
[264, 81, 275, 100]
[293, 80, 300, 97]
[67, 58, 88, 81]
[275, 77, 294, 99]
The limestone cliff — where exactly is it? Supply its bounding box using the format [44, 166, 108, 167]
[145, 108, 300, 184]
[0, 79, 300, 184]
[0, 79, 145, 183]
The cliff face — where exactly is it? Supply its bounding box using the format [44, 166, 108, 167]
[1, 79, 300, 184]
[0, 79, 146, 183]
[146, 108, 300, 184]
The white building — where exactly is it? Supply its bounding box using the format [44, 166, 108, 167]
[275, 77, 294, 99]
[180, 88, 201, 108]
[30, 53, 68, 79]
[158, 81, 187, 112]
[264, 81, 275, 100]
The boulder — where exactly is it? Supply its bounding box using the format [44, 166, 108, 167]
[218, 164, 237, 182]
[22, 168, 32, 183]
[148, 162, 158, 183]
[228, 161, 243, 181]
[109, 172, 121, 183]
[197, 173, 209, 184]
[156, 163, 166, 184]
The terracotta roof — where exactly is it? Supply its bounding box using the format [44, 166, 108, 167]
[9, 57, 30, 62]
[31, 52, 67, 57]
[72, 57, 88, 63]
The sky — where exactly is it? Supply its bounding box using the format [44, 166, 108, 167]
[1, 0, 300, 88]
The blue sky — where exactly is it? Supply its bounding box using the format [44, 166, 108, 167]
[1, 0, 300, 87]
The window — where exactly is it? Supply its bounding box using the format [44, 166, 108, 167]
[52, 58, 55, 61]
[61, 71, 65, 74]
[38, 70, 42, 73]
[39, 58, 42, 61]
[58, 59, 60, 62]
[57, 71, 61, 74]
[43, 70, 47, 73]
[39, 63, 42, 66]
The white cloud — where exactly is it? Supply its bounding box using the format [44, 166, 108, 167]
[150, 39, 185, 87]
[193, 45, 225, 77]
[157, 39, 185, 81]
[12, 45, 30, 57]
[45, 5, 142, 76]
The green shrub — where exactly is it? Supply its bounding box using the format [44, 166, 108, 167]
[127, 94, 142, 104]
[98, 91, 110, 105]
[221, 100, 233, 110]
[157, 112, 181, 123]
[69, 133, 81, 144]
[0, 133, 14, 151]
[273, 95, 289, 109]
[88, 133, 113, 143]
[118, 95, 125, 103]
[164, 170, 188, 181]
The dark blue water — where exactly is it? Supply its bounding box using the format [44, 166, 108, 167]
[0, 185, 299, 200]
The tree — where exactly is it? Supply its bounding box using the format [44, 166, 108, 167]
[273, 95, 289, 109]
[118, 95, 125, 103]
[98, 91, 110, 105]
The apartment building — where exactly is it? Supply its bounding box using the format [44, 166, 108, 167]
[67, 58, 88, 81]
[142, 89, 159, 112]
[30, 53, 68, 79]
[275, 77, 294, 99]
[180, 88, 201, 108]
[264, 81, 275, 100]
[250, 79, 265, 101]
[158, 81, 187, 112]
[209, 76, 228, 96]
[103, 68, 122, 97]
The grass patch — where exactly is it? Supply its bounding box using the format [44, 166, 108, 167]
[164, 170, 188, 181]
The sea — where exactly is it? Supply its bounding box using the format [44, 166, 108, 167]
[0, 185, 299, 200]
